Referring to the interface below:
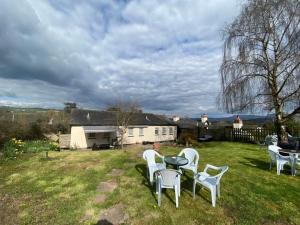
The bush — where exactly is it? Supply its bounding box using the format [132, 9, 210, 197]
[1, 139, 59, 159]
[23, 140, 59, 153]
[2, 138, 24, 159]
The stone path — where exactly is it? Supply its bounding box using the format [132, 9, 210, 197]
[97, 203, 129, 225]
[91, 168, 128, 224]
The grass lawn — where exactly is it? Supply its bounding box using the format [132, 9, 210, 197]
[0, 142, 299, 225]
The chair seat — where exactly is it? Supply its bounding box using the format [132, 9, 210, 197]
[150, 163, 166, 171]
[195, 175, 217, 187]
[277, 159, 290, 164]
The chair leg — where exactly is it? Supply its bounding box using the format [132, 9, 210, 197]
[277, 163, 281, 175]
[156, 177, 158, 194]
[211, 187, 216, 207]
[175, 185, 179, 208]
[158, 185, 161, 207]
[193, 180, 196, 199]
[178, 175, 181, 197]
[150, 169, 154, 184]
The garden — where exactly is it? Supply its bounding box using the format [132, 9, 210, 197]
[0, 142, 299, 225]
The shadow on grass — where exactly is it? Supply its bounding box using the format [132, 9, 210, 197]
[135, 164, 158, 201]
[96, 219, 113, 225]
[239, 157, 270, 171]
[240, 157, 293, 175]
[193, 186, 214, 205]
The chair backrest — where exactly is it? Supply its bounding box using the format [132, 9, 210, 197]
[267, 149, 277, 161]
[268, 145, 281, 153]
[157, 169, 180, 187]
[214, 166, 229, 185]
[179, 148, 199, 165]
[142, 149, 160, 167]
[265, 135, 278, 146]
[267, 145, 281, 161]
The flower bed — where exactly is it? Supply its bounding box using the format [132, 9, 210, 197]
[1, 138, 59, 159]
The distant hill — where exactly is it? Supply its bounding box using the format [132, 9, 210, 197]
[0, 106, 61, 112]
[209, 114, 274, 122]
[192, 114, 274, 124]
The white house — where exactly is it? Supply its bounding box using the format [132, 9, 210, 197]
[69, 109, 177, 149]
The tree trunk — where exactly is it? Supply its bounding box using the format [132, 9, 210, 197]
[274, 105, 285, 145]
[121, 137, 124, 149]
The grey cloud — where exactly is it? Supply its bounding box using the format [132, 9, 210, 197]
[0, 0, 241, 116]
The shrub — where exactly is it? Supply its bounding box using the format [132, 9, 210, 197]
[23, 140, 59, 153]
[1, 139, 59, 159]
[2, 138, 24, 159]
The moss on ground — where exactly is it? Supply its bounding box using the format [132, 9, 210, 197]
[0, 142, 299, 225]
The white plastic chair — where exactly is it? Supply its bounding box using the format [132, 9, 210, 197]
[156, 169, 182, 208]
[290, 153, 299, 176]
[268, 145, 290, 175]
[265, 135, 278, 146]
[295, 156, 300, 175]
[143, 149, 166, 183]
[193, 164, 229, 207]
[178, 148, 199, 174]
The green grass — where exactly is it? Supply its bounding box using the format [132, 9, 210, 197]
[0, 142, 299, 225]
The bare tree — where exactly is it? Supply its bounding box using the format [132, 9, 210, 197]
[220, 0, 300, 143]
[106, 100, 141, 149]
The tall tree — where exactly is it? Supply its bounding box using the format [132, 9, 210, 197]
[64, 102, 77, 113]
[106, 100, 141, 149]
[220, 0, 300, 143]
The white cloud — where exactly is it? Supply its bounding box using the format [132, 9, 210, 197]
[0, 0, 241, 116]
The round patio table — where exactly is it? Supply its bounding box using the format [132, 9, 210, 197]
[279, 149, 300, 176]
[164, 156, 188, 170]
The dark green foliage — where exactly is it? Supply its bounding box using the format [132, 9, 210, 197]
[64, 102, 77, 113]
[1, 139, 59, 159]
[0, 108, 70, 146]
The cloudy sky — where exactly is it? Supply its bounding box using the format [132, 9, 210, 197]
[0, 0, 242, 117]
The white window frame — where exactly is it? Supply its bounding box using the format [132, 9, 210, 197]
[128, 128, 134, 137]
[162, 127, 167, 135]
[139, 128, 144, 136]
[169, 127, 173, 135]
[155, 127, 159, 136]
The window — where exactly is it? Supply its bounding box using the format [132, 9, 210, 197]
[88, 133, 96, 139]
[162, 127, 167, 135]
[169, 127, 173, 135]
[139, 128, 144, 136]
[128, 128, 134, 137]
[155, 127, 159, 136]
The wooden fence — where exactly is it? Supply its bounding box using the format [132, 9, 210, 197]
[198, 127, 300, 143]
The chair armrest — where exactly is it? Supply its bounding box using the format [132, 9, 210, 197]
[204, 164, 221, 172]
[277, 154, 291, 160]
[155, 152, 164, 159]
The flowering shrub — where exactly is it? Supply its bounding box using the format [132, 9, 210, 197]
[2, 138, 24, 159]
[1, 138, 59, 159]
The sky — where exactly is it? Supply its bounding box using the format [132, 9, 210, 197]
[0, 0, 242, 117]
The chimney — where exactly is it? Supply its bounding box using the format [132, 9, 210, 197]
[172, 116, 180, 122]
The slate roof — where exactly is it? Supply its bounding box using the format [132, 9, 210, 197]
[70, 109, 176, 126]
[173, 118, 198, 129]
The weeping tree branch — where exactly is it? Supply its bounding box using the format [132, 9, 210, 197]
[219, 0, 300, 144]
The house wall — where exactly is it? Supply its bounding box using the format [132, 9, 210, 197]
[124, 126, 177, 144]
[70, 126, 87, 149]
[70, 125, 177, 149]
[70, 126, 117, 149]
